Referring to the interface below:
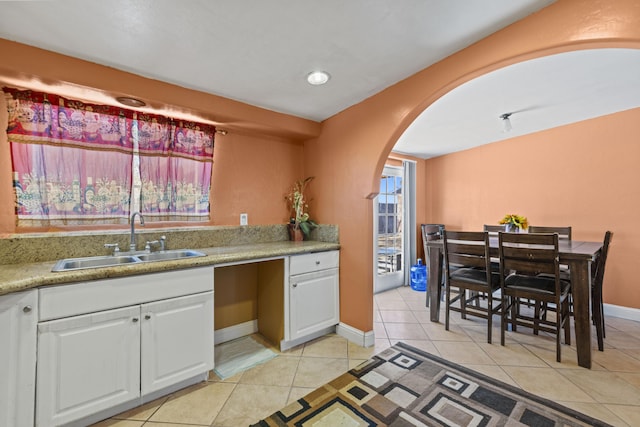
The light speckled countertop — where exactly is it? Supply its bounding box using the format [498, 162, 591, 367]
[0, 240, 339, 297]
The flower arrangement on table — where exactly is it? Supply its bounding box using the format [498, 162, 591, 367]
[285, 176, 318, 240]
[499, 214, 528, 232]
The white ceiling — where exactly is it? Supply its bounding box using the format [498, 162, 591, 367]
[1, 1, 638, 159]
[395, 48, 640, 158]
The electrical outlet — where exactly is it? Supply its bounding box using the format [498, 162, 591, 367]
[240, 213, 248, 226]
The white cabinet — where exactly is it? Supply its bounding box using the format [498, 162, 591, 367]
[288, 251, 339, 341]
[141, 293, 214, 394]
[0, 290, 38, 427]
[36, 268, 214, 427]
[36, 306, 141, 427]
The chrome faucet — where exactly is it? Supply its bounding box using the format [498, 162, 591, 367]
[130, 212, 145, 252]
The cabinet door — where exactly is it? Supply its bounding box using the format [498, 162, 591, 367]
[0, 290, 37, 427]
[290, 269, 339, 340]
[36, 305, 140, 427]
[141, 291, 214, 395]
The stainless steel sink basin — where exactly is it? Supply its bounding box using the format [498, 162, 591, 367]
[137, 249, 206, 262]
[52, 255, 141, 272]
[52, 249, 206, 272]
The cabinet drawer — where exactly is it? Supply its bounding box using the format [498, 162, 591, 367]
[290, 250, 339, 275]
[39, 267, 214, 321]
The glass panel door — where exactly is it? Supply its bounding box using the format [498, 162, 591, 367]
[374, 166, 404, 293]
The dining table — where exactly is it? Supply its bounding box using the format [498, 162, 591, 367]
[424, 236, 603, 369]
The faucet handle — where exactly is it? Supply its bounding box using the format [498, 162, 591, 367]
[145, 240, 159, 253]
[104, 243, 120, 255]
[160, 235, 167, 251]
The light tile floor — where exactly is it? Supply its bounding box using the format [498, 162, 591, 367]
[94, 286, 640, 427]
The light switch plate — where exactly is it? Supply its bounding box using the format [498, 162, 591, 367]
[240, 213, 248, 226]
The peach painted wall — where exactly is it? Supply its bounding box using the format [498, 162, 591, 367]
[306, 0, 640, 333]
[0, 40, 313, 234]
[210, 131, 304, 226]
[426, 108, 640, 308]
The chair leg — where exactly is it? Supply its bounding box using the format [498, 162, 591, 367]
[556, 305, 562, 363]
[510, 296, 518, 332]
[592, 284, 605, 351]
[601, 297, 606, 339]
[501, 294, 507, 346]
[563, 298, 571, 346]
[445, 284, 450, 332]
[487, 292, 492, 344]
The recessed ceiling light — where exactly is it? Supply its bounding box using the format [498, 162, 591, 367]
[115, 96, 146, 108]
[306, 71, 330, 86]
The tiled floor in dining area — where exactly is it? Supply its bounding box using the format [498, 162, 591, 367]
[94, 286, 640, 427]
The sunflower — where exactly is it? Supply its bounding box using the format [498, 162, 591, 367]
[499, 214, 529, 230]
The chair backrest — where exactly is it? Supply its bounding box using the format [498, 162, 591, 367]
[422, 224, 444, 241]
[593, 231, 613, 286]
[443, 230, 491, 271]
[498, 232, 560, 278]
[483, 224, 504, 236]
[528, 225, 572, 240]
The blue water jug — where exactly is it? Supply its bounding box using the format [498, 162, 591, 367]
[410, 258, 427, 291]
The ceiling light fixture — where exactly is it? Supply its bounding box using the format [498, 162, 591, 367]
[115, 96, 146, 108]
[500, 113, 512, 132]
[306, 71, 330, 86]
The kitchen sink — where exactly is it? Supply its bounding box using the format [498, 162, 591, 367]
[137, 249, 206, 262]
[51, 249, 206, 272]
[52, 255, 141, 272]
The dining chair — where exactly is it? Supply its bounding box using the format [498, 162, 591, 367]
[498, 232, 572, 362]
[592, 230, 613, 351]
[444, 231, 501, 343]
[482, 225, 503, 268]
[483, 224, 505, 236]
[529, 225, 572, 278]
[421, 224, 446, 304]
[528, 225, 572, 240]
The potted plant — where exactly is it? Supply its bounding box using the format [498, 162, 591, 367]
[285, 176, 318, 241]
[499, 214, 528, 232]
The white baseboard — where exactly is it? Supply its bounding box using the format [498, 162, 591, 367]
[603, 303, 640, 323]
[214, 320, 258, 345]
[336, 322, 375, 347]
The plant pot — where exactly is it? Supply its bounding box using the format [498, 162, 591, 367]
[288, 224, 304, 241]
[505, 224, 521, 233]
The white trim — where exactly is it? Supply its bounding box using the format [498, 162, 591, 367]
[214, 320, 258, 345]
[603, 303, 640, 323]
[403, 160, 417, 287]
[336, 322, 375, 347]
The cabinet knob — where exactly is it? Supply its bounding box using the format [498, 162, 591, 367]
[315, 261, 320, 265]
[292, 283, 298, 288]
[145, 314, 151, 320]
[132, 317, 139, 322]
[23, 305, 32, 313]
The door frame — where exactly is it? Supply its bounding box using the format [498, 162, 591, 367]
[373, 161, 416, 294]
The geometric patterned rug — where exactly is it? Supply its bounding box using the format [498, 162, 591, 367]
[251, 341, 612, 427]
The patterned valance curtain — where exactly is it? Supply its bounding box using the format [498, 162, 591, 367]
[3, 87, 215, 226]
[137, 114, 215, 221]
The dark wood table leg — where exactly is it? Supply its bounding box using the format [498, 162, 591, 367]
[426, 245, 443, 322]
[569, 259, 592, 369]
